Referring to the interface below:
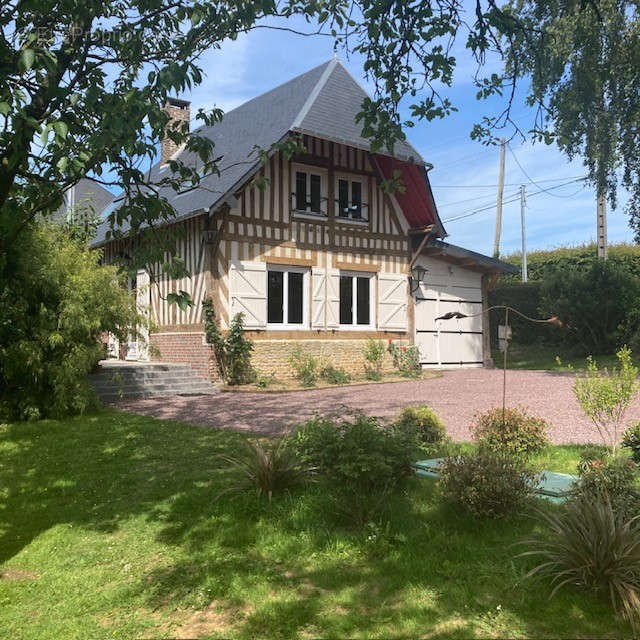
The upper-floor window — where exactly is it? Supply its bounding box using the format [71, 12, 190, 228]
[291, 164, 327, 216]
[336, 176, 366, 221]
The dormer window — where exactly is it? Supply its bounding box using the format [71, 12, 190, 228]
[291, 164, 327, 216]
[336, 176, 367, 221]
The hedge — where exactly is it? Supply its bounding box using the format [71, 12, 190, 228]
[500, 243, 640, 282]
[488, 282, 559, 346]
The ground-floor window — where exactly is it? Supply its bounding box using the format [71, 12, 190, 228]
[339, 272, 373, 327]
[267, 266, 308, 328]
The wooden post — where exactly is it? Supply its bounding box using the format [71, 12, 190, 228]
[493, 138, 506, 258]
[481, 274, 493, 367]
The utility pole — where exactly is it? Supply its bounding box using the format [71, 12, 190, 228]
[597, 193, 608, 259]
[493, 138, 506, 258]
[520, 184, 527, 283]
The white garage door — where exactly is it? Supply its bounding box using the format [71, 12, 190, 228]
[414, 257, 484, 368]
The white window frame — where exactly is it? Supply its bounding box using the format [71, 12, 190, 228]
[338, 270, 375, 330]
[266, 265, 310, 330]
[291, 163, 328, 217]
[335, 173, 368, 223]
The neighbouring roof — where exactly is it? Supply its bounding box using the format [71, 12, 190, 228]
[91, 58, 432, 247]
[53, 178, 114, 223]
[422, 238, 520, 275]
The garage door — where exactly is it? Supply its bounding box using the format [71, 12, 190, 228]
[414, 257, 484, 368]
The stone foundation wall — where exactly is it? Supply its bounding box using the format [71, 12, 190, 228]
[251, 339, 408, 381]
[151, 332, 409, 383]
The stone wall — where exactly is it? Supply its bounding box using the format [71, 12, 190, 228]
[251, 339, 406, 381]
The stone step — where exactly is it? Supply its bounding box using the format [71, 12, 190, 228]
[90, 360, 216, 402]
[91, 374, 208, 389]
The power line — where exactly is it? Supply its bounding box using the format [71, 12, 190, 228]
[432, 175, 587, 189]
[507, 144, 588, 198]
[440, 177, 588, 224]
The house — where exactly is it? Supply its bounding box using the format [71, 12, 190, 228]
[54, 178, 114, 224]
[91, 58, 517, 380]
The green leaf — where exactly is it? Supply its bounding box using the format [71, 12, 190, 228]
[0, 102, 9, 116]
[18, 48, 35, 72]
[53, 121, 69, 140]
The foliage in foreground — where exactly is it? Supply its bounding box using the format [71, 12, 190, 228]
[471, 406, 549, 457]
[439, 449, 537, 519]
[0, 224, 143, 420]
[520, 492, 640, 630]
[572, 347, 639, 452]
[218, 439, 311, 502]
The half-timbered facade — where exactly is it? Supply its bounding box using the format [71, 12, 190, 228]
[93, 59, 517, 380]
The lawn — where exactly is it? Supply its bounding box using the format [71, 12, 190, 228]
[0, 411, 631, 639]
[492, 342, 640, 371]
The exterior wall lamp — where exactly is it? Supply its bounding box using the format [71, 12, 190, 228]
[409, 265, 428, 295]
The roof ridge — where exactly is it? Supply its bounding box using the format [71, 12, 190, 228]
[291, 58, 338, 129]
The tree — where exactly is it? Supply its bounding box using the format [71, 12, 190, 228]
[477, 1, 640, 240]
[0, 221, 146, 420]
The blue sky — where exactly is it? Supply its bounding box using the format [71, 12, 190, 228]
[170, 16, 635, 257]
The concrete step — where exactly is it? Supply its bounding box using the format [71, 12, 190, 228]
[91, 374, 208, 389]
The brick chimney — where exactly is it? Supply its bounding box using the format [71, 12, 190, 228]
[161, 97, 190, 164]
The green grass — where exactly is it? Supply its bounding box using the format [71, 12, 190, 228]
[492, 343, 638, 371]
[0, 411, 631, 639]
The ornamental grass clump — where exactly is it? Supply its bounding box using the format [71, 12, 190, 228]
[471, 406, 549, 457]
[218, 439, 311, 502]
[519, 492, 640, 631]
[439, 449, 536, 518]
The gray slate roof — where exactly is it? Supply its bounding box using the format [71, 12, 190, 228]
[92, 59, 424, 247]
[54, 178, 114, 223]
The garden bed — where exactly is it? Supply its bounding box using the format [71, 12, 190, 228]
[220, 370, 442, 393]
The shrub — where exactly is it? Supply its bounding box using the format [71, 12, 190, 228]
[289, 345, 318, 387]
[363, 339, 386, 380]
[572, 347, 639, 452]
[203, 300, 254, 385]
[0, 223, 144, 420]
[439, 450, 537, 518]
[622, 422, 640, 464]
[519, 492, 640, 630]
[388, 341, 422, 378]
[394, 405, 446, 451]
[320, 364, 351, 385]
[218, 439, 311, 502]
[471, 406, 549, 457]
[291, 412, 419, 526]
[577, 452, 639, 518]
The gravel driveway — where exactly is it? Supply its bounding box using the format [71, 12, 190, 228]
[114, 369, 640, 444]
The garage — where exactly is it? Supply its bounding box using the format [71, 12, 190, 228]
[412, 242, 519, 368]
[414, 254, 485, 368]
